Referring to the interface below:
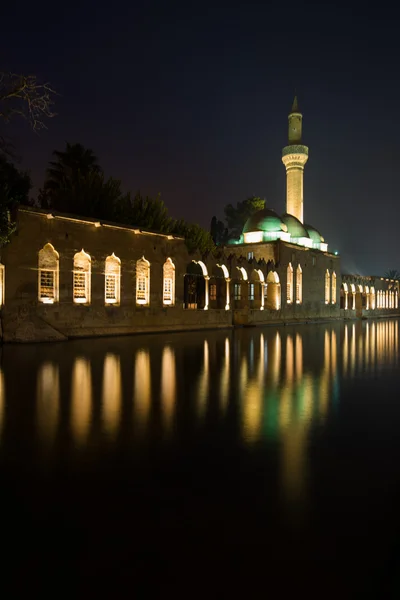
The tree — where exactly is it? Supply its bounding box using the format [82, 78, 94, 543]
[44, 142, 101, 200]
[223, 196, 265, 240]
[118, 192, 173, 233]
[0, 155, 31, 244]
[0, 72, 56, 156]
[172, 219, 216, 254]
[384, 269, 400, 280]
[210, 215, 228, 245]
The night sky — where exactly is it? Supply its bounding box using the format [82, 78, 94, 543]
[1, 1, 399, 275]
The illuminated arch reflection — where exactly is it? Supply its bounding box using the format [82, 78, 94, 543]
[102, 353, 122, 438]
[70, 358, 92, 446]
[36, 362, 60, 444]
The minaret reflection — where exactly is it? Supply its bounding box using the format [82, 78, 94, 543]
[219, 337, 230, 414]
[102, 353, 122, 439]
[133, 349, 151, 433]
[70, 357, 92, 446]
[161, 346, 176, 434]
[196, 340, 209, 420]
[36, 361, 60, 444]
[242, 333, 265, 442]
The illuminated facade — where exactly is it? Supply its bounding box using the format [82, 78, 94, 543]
[0, 96, 398, 342]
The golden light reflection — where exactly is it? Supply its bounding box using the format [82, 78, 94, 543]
[219, 337, 230, 413]
[133, 350, 151, 431]
[36, 362, 60, 444]
[71, 358, 92, 445]
[197, 340, 209, 420]
[0, 368, 4, 443]
[286, 335, 294, 383]
[102, 353, 122, 438]
[161, 346, 176, 433]
[242, 334, 265, 442]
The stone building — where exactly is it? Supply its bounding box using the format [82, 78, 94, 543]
[0, 97, 398, 342]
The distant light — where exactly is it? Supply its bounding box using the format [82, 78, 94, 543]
[334, 251, 339, 256]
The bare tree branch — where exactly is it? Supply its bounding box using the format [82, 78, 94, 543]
[0, 72, 57, 132]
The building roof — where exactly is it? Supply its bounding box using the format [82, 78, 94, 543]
[243, 208, 287, 234]
[281, 213, 309, 238]
[304, 223, 325, 243]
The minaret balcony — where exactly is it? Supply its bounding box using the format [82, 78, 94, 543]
[282, 144, 309, 158]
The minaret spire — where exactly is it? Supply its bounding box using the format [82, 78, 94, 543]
[291, 94, 299, 114]
[282, 95, 309, 223]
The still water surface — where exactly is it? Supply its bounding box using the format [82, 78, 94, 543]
[1, 320, 400, 597]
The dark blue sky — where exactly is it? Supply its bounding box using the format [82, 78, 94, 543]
[1, 1, 399, 275]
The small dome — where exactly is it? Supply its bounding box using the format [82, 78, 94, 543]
[304, 224, 325, 243]
[243, 208, 287, 234]
[281, 213, 309, 238]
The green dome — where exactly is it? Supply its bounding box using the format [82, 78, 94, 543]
[243, 208, 286, 234]
[304, 224, 324, 243]
[281, 213, 309, 238]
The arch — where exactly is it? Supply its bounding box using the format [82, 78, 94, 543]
[369, 286, 375, 309]
[364, 285, 370, 310]
[340, 283, 348, 310]
[266, 270, 281, 310]
[163, 258, 175, 306]
[287, 263, 293, 304]
[73, 249, 91, 304]
[195, 260, 208, 277]
[331, 271, 337, 304]
[184, 261, 207, 310]
[38, 243, 59, 304]
[236, 266, 248, 281]
[395, 289, 399, 309]
[296, 264, 302, 304]
[215, 263, 230, 310]
[136, 257, 150, 306]
[325, 270, 330, 304]
[105, 253, 121, 305]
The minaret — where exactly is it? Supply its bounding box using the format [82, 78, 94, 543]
[281, 96, 309, 223]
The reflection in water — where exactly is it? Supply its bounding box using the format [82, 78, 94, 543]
[161, 346, 176, 434]
[36, 362, 60, 444]
[219, 337, 230, 413]
[197, 340, 209, 420]
[242, 334, 265, 442]
[341, 320, 399, 378]
[102, 353, 122, 438]
[133, 350, 151, 432]
[71, 358, 92, 446]
[0, 368, 4, 442]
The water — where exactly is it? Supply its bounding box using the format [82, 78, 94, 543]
[1, 320, 400, 598]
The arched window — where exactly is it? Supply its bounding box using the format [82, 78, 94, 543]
[296, 264, 302, 304]
[370, 287, 375, 310]
[331, 272, 337, 304]
[38, 243, 59, 304]
[73, 250, 91, 304]
[350, 284, 356, 310]
[325, 270, 330, 304]
[163, 258, 175, 306]
[266, 271, 281, 310]
[136, 257, 150, 305]
[105, 254, 121, 305]
[287, 263, 293, 304]
[364, 285, 370, 310]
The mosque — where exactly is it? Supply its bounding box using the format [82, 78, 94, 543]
[0, 98, 397, 342]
